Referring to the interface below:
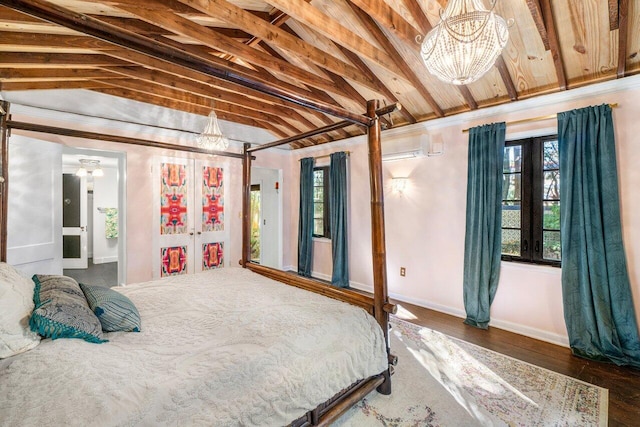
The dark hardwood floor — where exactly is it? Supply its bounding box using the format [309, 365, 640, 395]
[393, 300, 640, 427]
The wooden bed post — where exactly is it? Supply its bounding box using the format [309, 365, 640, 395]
[241, 142, 252, 267]
[366, 99, 392, 395]
[0, 101, 9, 262]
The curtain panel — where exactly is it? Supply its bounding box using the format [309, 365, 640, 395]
[297, 157, 314, 277]
[558, 104, 640, 367]
[330, 152, 349, 288]
[463, 122, 506, 329]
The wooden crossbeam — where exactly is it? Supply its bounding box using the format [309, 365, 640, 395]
[617, 0, 628, 78]
[0, 0, 369, 125]
[262, 0, 406, 80]
[537, 0, 567, 90]
[347, 1, 444, 117]
[171, 0, 383, 95]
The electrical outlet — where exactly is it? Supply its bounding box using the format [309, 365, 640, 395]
[400, 267, 406, 277]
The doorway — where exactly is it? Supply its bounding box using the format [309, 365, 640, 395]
[250, 167, 283, 269]
[250, 184, 261, 263]
[61, 149, 126, 287]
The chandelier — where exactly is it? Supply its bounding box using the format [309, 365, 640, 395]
[196, 109, 229, 151]
[419, 0, 509, 85]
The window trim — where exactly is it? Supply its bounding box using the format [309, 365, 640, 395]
[312, 166, 330, 239]
[501, 135, 561, 267]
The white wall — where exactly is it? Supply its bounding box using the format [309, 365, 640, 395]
[286, 76, 640, 347]
[7, 135, 62, 276]
[5, 99, 290, 284]
[92, 166, 118, 264]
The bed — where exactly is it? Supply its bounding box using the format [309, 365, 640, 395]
[1, 93, 397, 424]
[0, 267, 388, 426]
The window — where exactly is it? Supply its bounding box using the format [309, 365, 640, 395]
[313, 166, 330, 238]
[502, 135, 561, 265]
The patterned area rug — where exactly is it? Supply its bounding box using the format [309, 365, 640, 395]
[335, 317, 608, 426]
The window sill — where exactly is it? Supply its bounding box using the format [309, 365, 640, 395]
[313, 237, 331, 243]
[500, 260, 561, 275]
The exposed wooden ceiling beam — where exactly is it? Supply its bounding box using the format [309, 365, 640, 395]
[255, 28, 386, 133]
[262, 0, 406, 80]
[172, 0, 383, 95]
[617, 0, 628, 78]
[0, 4, 38, 21]
[96, 77, 303, 134]
[0, 0, 370, 126]
[0, 31, 111, 51]
[335, 43, 416, 124]
[245, 7, 293, 47]
[0, 52, 131, 67]
[346, 1, 444, 117]
[525, 0, 551, 51]
[0, 30, 327, 117]
[0, 68, 127, 82]
[254, 40, 358, 141]
[107, 1, 348, 97]
[494, 56, 518, 101]
[349, 0, 421, 47]
[99, 15, 252, 39]
[134, 34, 329, 107]
[91, 86, 288, 136]
[101, 65, 313, 128]
[1, 80, 110, 90]
[99, 45, 334, 130]
[537, 0, 567, 90]
[609, 0, 619, 31]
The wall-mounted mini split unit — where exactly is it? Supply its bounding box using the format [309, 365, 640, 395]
[381, 132, 444, 162]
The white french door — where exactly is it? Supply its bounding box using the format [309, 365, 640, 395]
[152, 156, 227, 279]
[62, 171, 88, 269]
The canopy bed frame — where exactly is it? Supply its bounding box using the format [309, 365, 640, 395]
[241, 100, 399, 425]
[0, 3, 399, 424]
[0, 99, 399, 426]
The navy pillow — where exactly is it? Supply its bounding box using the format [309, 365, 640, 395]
[80, 284, 141, 333]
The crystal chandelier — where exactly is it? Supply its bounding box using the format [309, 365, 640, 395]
[196, 109, 229, 151]
[420, 0, 509, 85]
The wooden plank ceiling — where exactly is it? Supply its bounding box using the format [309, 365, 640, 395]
[0, 0, 638, 148]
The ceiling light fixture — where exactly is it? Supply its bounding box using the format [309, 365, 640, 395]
[196, 108, 229, 151]
[419, 0, 510, 85]
[76, 159, 103, 177]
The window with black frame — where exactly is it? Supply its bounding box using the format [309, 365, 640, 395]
[502, 135, 561, 265]
[313, 166, 330, 238]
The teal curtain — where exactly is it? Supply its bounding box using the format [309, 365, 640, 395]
[558, 104, 640, 367]
[330, 152, 349, 288]
[463, 122, 505, 329]
[298, 157, 314, 277]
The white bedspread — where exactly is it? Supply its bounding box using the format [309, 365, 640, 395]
[0, 267, 387, 426]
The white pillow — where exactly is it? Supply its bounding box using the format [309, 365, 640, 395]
[0, 262, 41, 358]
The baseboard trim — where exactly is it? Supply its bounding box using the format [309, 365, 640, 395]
[348, 281, 569, 348]
[93, 256, 118, 264]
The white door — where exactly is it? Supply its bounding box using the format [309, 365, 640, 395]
[152, 157, 227, 279]
[62, 171, 88, 269]
[250, 167, 282, 269]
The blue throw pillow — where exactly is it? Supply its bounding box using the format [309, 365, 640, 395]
[30, 275, 106, 343]
[80, 284, 141, 333]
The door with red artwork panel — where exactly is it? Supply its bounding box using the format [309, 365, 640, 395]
[152, 157, 228, 279]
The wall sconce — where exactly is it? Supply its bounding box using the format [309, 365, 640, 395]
[391, 177, 408, 194]
[76, 159, 103, 177]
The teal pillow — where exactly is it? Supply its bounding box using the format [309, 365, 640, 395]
[80, 284, 141, 333]
[30, 275, 106, 343]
